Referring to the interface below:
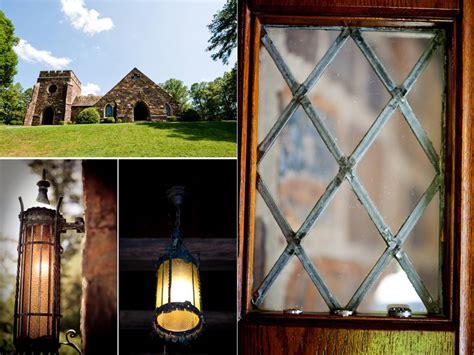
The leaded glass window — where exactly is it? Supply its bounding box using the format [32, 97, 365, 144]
[105, 104, 114, 118]
[253, 26, 446, 315]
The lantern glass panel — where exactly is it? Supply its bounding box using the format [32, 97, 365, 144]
[155, 258, 201, 332]
[18, 223, 57, 339]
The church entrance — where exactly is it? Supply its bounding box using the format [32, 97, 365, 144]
[42, 107, 54, 125]
[134, 101, 149, 121]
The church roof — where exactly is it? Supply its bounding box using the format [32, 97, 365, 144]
[73, 95, 103, 107]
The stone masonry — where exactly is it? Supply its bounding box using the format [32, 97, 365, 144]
[24, 70, 81, 125]
[81, 160, 117, 354]
[24, 68, 180, 125]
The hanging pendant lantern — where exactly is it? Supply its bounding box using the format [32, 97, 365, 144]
[13, 170, 84, 354]
[153, 186, 204, 343]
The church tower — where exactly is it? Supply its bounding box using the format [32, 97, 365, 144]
[24, 70, 81, 125]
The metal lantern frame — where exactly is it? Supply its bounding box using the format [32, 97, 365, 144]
[13, 170, 83, 354]
[153, 186, 204, 344]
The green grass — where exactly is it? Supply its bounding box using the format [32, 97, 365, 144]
[0, 121, 236, 157]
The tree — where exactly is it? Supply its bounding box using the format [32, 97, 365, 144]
[189, 82, 208, 117]
[207, 0, 237, 65]
[22, 87, 33, 107]
[220, 65, 237, 120]
[159, 78, 190, 110]
[0, 83, 26, 124]
[0, 84, 32, 124]
[189, 67, 236, 121]
[189, 81, 222, 121]
[0, 12, 31, 125]
[0, 10, 19, 88]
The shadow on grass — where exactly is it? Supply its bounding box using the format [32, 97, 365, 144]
[140, 121, 236, 143]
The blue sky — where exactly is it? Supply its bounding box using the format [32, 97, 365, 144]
[1, 0, 235, 95]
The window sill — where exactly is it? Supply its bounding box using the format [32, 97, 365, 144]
[241, 310, 454, 331]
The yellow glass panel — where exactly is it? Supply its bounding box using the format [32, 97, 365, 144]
[155, 258, 201, 311]
[20, 224, 55, 338]
[156, 310, 200, 332]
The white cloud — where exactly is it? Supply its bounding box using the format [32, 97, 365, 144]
[61, 0, 114, 35]
[14, 39, 71, 69]
[82, 83, 101, 95]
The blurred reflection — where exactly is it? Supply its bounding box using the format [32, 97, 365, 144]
[254, 27, 444, 313]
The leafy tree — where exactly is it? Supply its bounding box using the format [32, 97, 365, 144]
[189, 82, 208, 116]
[0, 12, 32, 125]
[207, 0, 237, 64]
[76, 107, 100, 124]
[220, 65, 237, 120]
[190, 81, 222, 121]
[22, 87, 33, 106]
[189, 82, 204, 118]
[0, 83, 31, 124]
[0, 10, 18, 88]
[159, 78, 190, 110]
[189, 67, 236, 121]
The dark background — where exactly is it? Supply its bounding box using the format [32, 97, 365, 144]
[119, 159, 237, 355]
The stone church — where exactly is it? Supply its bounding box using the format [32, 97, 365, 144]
[24, 68, 180, 125]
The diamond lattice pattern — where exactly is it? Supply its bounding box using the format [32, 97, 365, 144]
[253, 27, 445, 314]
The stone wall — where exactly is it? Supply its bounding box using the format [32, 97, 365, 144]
[95, 68, 180, 122]
[24, 83, 40, 126]
[24, 70, 81, 125]
[81, 160, 117, 354]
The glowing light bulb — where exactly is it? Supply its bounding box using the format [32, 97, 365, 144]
[34, 259, 50, 276]
[171, 275, 193, 303]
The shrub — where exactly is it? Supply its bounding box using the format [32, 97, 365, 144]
[76, 108, 100, 124]
[180, 109, 201, 122]
[117, 119, 123, 123]
[4, 117, 23, 125]
[102, 117, 115, 124]
[58, 120, 64, 125]
[168, 115, 177, 122]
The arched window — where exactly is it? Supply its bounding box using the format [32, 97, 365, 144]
[105, 104, 114, 118]
[165, 103, 172, 116]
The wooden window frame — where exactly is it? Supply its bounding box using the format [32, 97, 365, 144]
[238, 1, 473, 353]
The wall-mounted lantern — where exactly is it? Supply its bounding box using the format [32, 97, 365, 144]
[13, 170, 84, 354]
[154, 186, 204, 343]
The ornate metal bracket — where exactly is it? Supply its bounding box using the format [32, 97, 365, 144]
[63, 217, 85, 233]
[60, 329, 81, 354]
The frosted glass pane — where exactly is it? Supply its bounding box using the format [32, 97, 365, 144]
[255, 26, 445, 315]
[258, 106, 338, 230]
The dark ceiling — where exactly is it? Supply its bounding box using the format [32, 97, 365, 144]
[119, 159, 237, 355]
[119, 159, 237, 240]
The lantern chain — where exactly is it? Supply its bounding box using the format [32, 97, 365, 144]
[171, 202, 182, 251]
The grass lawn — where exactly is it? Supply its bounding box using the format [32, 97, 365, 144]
[0, 121, 236, 157]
